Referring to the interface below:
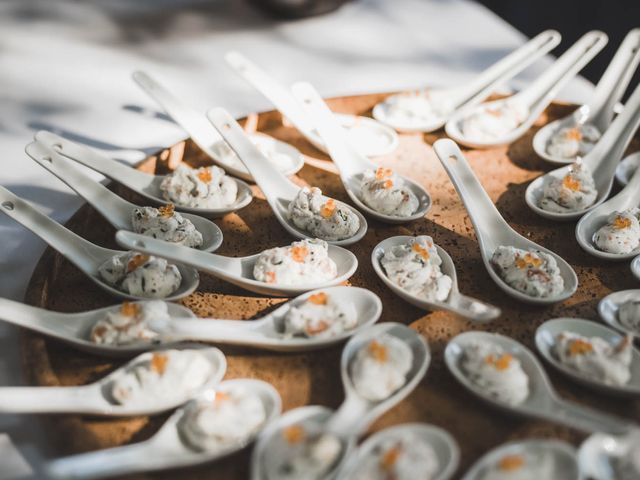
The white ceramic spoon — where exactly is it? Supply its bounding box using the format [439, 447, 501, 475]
[224, 51, 399, 157]
[434, 139, 578, 305]
[335, 423, 460, 480]
[535, 318, 640, 396]
[206, 107, 368, 246]
[0, 346, 225, 415]
[461, 439, 579, 480]
[578, 429, 640, 480]
[445, 31, 608, 149]
[615, 151, 640, 186]
[46, 379, 281, 480]
[598, 290, 640, 338]
[525, 80, 640, 222]
[371, 235, 501, 321]
[445, 331, 633, 435]
[632, 255, 640, 281]
[373, 30, 561, 133]
[0, 187, 199, 301]
[25, 141, 224, 252]
[34, 131, 253, 218]
[251, 322, 430, 480]
[533, 29, 640, 164]
[575, 159, 640, 260]
[132, 70, 304, 182]
[291, 82, 432, 224]
[116, 230, 357, 297]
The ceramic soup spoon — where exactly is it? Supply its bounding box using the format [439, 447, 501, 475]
[373, 30, 561, 133]
[0, 187, 199, 301]
[533, 29, 640, 164]
[46, 379, 281, 480]
[598, 289, 640, 338]
[25, 141, 223, 252]
[445, 331, 633, 435]
[578, 429, 640, 480]
[445, 31, 608, 149]
[434, 139, 578, 304]
[291, 82, 432, 224]
[34, 131, 253, 217]
[206, 107, 368, 246]
[371, 235, 500, 321]
[632, 255, 640, 281]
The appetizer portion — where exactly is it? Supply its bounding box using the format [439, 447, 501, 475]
[539, 162, 597, 213]
[546, 124, 600, 160]
[379, 91, 453, 129]
[131, 204, 203, 248]
[553, 332, 632, 386]
[460, 101, 529, 142]
[350, 433, 440, 480]
[480, 452, 555, 480]
[361, 167, 419, 217]
[282, 291, 357, 339]
[380, 235, 452, 302]
[350, 333, 413, 401]
[179, 385, 267, 452]
[618, 299, 640, 334]
[98, 251, 182, 298]
[253, 239, 337, 286]
[110, 350, 214, 407]
[160, 165, 237, 209]
[491, 246, 564, 298]
[593, 208, 640, 254]
[460, 341, 529, 405]
[287, 187, 360, 241]
[90, 300, 169, 345]
[611, 440, 640, 480]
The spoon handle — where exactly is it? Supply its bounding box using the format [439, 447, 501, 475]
[325, 394, 369, 436]
[547, 397, 633, 435]
[0, 297, 72, 338]
[162, 317, 271, 345]
[0, 186, 110, 273]
[589, 28, 640, 129]
[292, 82, 372, 176]
[519, 31, 608, 108]
[26, 141, 132, 230]
[0, 385, 100, 414]
[207, 108, 299, 199]
[447, 292, 502, 323]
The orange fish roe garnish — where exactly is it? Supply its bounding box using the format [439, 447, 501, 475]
[485, 354, 513, 371]
[565, 128, 583, 141]
[487, 108, 503, 117]
[568, 338, 594, 356]
[613, 215, 632, 230]
[305, 320, 330, 336]
[320, 199, 337, 218]
[375, 167, 394, 180]
[214, 391, 231, 405]
[127, 254, 150, 272]
[151, 353, 169, 375]
[265, 271, 276, 284]
[379, 445, 402, 471]
[158, 204, 175, 217]
[383, 179, 394, 189]
[412, 242, 430, 260]
[291, 245, 309, 263]
[562, 174, 581, 192]
[498, 454, 525, 471]
[308, 292, 328, 305]
[368, 340, 388, 363]
[515, 253, 542, 270]
[120, 302, 141, 317]
[197, 168, 212, 183]
[282, 425, 305, 444]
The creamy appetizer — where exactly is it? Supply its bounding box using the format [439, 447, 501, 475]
[461, 341, 529, 405]
[546, 124, 601, 159]
[160, 164, 237, 209]
[253, 239, 337, 286]
[491, 246, 564, 298]
[131, 204, 203, 248]
[287, 187, 360, 241]
[350, 333, 413, 401]
[380, 90, 454, 128]
[618, 299, 640, 334]
[553, 332, 632, 386]
[539, 161, 597, 213]
[350, 433, 439, 480]
[361, 167, 419, 217]
[90, 300, 169, 346]
[380, 235, 452, 302]
[480, 452, 555, 480]
[593, 208, 640, 254]
[282, 291, 357, 338]
[460, 101, 529, 142]
[612, 440, 640, 480]
[98, 252, 182, 298]
[179, 385, 267, 452]
[110, 350, 214, 407]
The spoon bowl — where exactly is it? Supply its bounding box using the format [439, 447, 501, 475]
[615, 151, 640, 186]
[632, 255, 640, 281]
[599, 289, 640, 338]
[578, 429, 640, 480]
[371, 235, 500, 321]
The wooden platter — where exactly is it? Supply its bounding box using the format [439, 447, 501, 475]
[23, 92, 640, 479]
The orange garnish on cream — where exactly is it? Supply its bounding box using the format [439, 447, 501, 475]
[158, 204, 175, 217]
[375, 167, 393, 180]
[120, 302, 141, 317]
[565, 128, 583, 141]
[485, 354, 513, 371]
[562, 175, 581, 192]
[308, 292, 328, 305]
[515, 253, 542, 269]
[197, 168, 212, 183]
[613, 215, 632, 230]
[379, 445, 402, 471]
[498, 454, 525, 471]
[151, 353, 169, 375]
[265, 271, 276, 284]
[320, 199, 337, 218]
[568, 338, 594, 356]
[127, 254, 149, 272]
[487, 108, 503, 117]
[305, 320, 330, 335]
[291, 245, 309, 263]
[383, 179, 394, 189]
[214, 391, 230, 405]
[368, 340, 388, 363]
[412, 242, 430, 260]
[283, 425, 305, 444]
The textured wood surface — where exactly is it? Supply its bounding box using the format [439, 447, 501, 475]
[23, 93, 640, 479]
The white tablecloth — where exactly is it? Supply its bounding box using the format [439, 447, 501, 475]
[0, 0, 594, 477]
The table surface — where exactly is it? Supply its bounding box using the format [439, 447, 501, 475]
[0, 0, 595, 478]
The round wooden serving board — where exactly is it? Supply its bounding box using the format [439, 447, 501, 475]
[23, 93, 640, 479]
